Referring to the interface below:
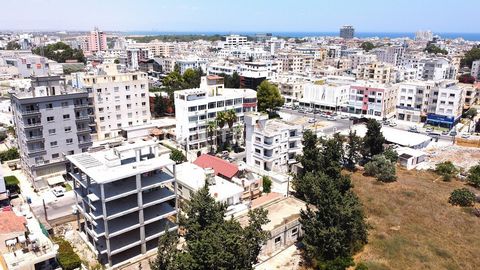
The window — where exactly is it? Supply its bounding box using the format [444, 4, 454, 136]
[116, 114, 121, 120]
[48, 129, 56, 135]
[46, 103, 53, 109]
[198, 104, 206, 110]
[115, 105, 121, 111]
[61, 101, 68, 107]
[63, 114, 70, 120]
[66, 138, 73, 144]
[67, 150, 74, 155]
[64, 126, 71, 132]
[47, 116, 54, 122]
[127, 104, 132, 109]
[126, 95, 131, 100]
[97, 88, 102, 93]
[98, 107, 104, 112]
[141, 102, 146, 106]
[217, 101, 224, 107]
[125, 85, 130, 91]
[141, 93, 146, 98]
[50, 141, 58, 147]
[274, 236, 282, 246]
[208, 102, 216, 109]
[52, 153, 60, 159]
[291, 228, 298, 237]
[128, 113, 133, 118]
[141, 84, 145, 89]
[188, 106, 197, 112]
[114, 86, 119, 92]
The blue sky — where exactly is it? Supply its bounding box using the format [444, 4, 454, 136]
[1, 0, 479, 33]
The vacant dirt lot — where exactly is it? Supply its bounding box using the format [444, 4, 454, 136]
[350, 168, 480, 270]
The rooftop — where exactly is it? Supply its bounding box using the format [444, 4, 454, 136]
[0, 211, 26, 234]
[193, 154, 239, 179]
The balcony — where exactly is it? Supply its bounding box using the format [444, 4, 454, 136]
[142, 188, 175, 208]
[24, 122, 42, 129]
[141, 171, 174, 190]
[108, 211, 140, 237]
[74, 103, 91, 109]
[76, 127, 90, 134]
[111, 245, 142, 266]
[109, 229, 141, 255]
[105, 193, 139, 219]
[104, 177, 137, 202]
[145, 219, 177, 242]
[26, 135, 44, 142]
[78, 139, 92, 147]
[27, 148, 46, 156]
[76, 115, 90, 121]
[22, 109, 41, 116]
[144, 201, 176, 225]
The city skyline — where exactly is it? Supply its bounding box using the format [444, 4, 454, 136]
[1, 0, 480, 33]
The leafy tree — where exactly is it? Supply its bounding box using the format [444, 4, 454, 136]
[153, 94, 168, 117]
[220, 72, 241, 88]
[463, 108, 478, 120]
[425, 44, 448, 55]
[461, 47, 480, 67]
[170, 149, 186, 164]
[360, 42, 375, 52]
[182, 68, 202, 89]
[319, 134, 344, 179]
[345, 130, 362, 170]
[467, 163, 480, 189]
[364, 155, 397, 182]
[262, 176, 272, 193]
[53, 237, 82, 270]
[6, 41, 20, 50]
[256, 80, 284, 114]
[356, 262, 369, 270]
[296, 130, 319, 176]
[150, 228, 181, 270]
[435, 161, 457, 181]
[448, 188, 476, 207]
[114, 58, 120, 64]
[383, 147, 399, 163]
[151, 185, 270, 270]
[32, 42, 85, 63]
[4, 175, 20, 194]
[0, 148, 19, 162]
[363, 119, 385, 159]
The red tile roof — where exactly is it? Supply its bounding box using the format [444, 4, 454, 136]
[193, 154, 239, 179]
[0, 211, 26, 234]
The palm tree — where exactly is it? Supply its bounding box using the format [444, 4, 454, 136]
[225, 109, 237, 141]
[207, 121, 217, 153]
[233, 124, 243, 146]
[216, 111, 227, 143]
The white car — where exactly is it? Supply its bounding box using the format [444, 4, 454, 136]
[52, 186, 65, 197]
[308, 118, 316, 123]
[389, 122, 397, 127]
[461, 133, 470, 139]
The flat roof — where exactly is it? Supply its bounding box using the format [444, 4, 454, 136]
[341, 125, 431, 147]
[0, 211, 26, 234]
[67, 140, 174, 183]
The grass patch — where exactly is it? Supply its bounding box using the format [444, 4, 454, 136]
[64, 183, 73, 192]
[350, 167, 480, 269]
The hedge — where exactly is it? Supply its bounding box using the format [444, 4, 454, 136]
[53, 237, 82, 270]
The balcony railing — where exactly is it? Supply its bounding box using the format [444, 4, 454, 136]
[24, 122, 42, 128]
[28, 148, 46, 155]
[26, 135, 44, 142]
[76, 115, 90, 121]
[22, 109, 41, 115]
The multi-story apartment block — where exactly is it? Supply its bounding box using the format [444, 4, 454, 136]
[301, 78, 351, 111]
[128, 42, 175, 57]
[126, 48, 152, 70]
[349, 53, 377, 69]
[223, 35, 249, 47]
[355, 62, 397, 84]
[426, 80, 465, 128]
[348, 81, 398, 118]
[67, 140, 177, 268]
[471, 60, 480, 79]
[81, 27, 108, 55]
[396, 81, 435, 122]
[245, 112, 302, 173]
[174, 76, 257, 150]
[273, 75, 308, 103]
[463, 83, 479, 109]
[415, 30, 434, 41]
[417, 57, 457, 81]
[71, 65, 151, 140]
[207, 61, 241, 76]
[176, 57, 208, 74]
[340, 25, 355, 39]
[372, 46, 405, 66]
[0, 51, 62, 78]
[278, 53, 310, 74]
[10, 76, 93, 188]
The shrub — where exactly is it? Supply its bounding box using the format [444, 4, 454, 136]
[262, 176, 272, 193]
[448, 188, 476, 207]
[54, 237, 82, 270]
[170, 149, 187, 164]
[383, 147, 399, 163]
[435, 161, 457, 181]
[356, 262, 369, 270]
[0, 148, 19, 162]
[364, 155, 397, 182]
[4, 175, 20, 193]
[467, 163, 480, 189]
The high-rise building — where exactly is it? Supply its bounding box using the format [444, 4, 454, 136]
[10, 75, 93, 188]
[415, 30, 434, 41]
[340, 25, 355, 39]
[81, 27, 108, 55]
[67, 140, 178, 268]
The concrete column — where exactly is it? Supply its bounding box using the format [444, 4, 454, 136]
[173, 164, 179, 224]
[100, 183, 112, 267]
[137, 174, 146, 254]
[135, 149, 140, 162]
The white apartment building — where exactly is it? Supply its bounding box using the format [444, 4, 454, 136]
[416, 57, 457, 81]
[348, 81, 398, 118]
[373, 46, 405, 66]
[71, 65, 151, 140]
[396, 81, 435, 122]
[10, 76, 93, 188]
[471, 60, 480, 79]
[126, 48, 152, 70]
[67, 140, 177, 268]
[355, 62, 397, 84]
[426, 80, 465, 128]
[176, 57, 208, 74]
[174, 76, 257, 150]
[245, 112, 302, 173]
[128, 42, 176, 57]
[223, 35, 249, 47]
[301, 78, 351, 111]
[349, 53, 377, 69]
[273, 75, 309, 103]
[207, 62, 241, 76]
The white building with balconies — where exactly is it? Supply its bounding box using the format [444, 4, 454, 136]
[67, 140, 178, 268]
[245, 112, 302, 174]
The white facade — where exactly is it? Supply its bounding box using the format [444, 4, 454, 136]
[348, 81, 398, 118]
[174, 76, 257, 150]
[245, 112, 302, 174]
[373, 46, 405, 66]
[471, 60, 480, 79]
[349, 53, 377, 69]
[224, 35, 249, 47]
[302, 79, 351, 109]
[396, 81, 434, 122]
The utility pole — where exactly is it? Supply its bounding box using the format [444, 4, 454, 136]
[42, 199, 48, 221]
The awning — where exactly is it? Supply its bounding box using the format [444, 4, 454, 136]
[47, 175, 65, 186]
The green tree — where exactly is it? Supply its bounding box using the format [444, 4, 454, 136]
[32, 42, 85, 63]
[114, 58, 120, 64]
[170, 149, 186, 164]
[54, 238, 82, 270]
[153, 94, 168, 117]
[448, 188, 476, 207]
[467, 163, 480, 189]
[6, 41, 20, 50]
[256, 80, 284, 114]
[216, 111, 227, 143]
[345, 130, 362, 171]
[0, 148, 20, 162]
[360, 42, 375, 52]
[150, 228, 181, 270]
[364, 155, 397, 182]
[383, 147, 399, 163]
[207, 121, 217, 153]
[363, 119, 385, 159]
[425, 44, 448, 55]
[435, 161, 457, 181]
[463, 108, 478, 120]
[262, 176, 272, 193]
[461, 47, 480, 67]
[182, 68, 202, 89]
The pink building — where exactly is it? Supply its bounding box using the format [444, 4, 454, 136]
[81, 27, 107, 55]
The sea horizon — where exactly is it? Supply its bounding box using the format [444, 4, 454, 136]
[124, 31, 480, 41]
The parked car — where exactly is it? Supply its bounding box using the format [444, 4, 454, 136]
[449, 130, 458, 136]
[389, 122, 397, 127]
[327, 116, 337, 121]
[461, 133, 470, 139]
[426, 127, 433, 133]
[409, 126, 418, 131]
[52, 186, 65, 197]
[308, 118, 316, 123]
[340, 114, 349, 119]
[441, 130, 449, 135]
[383, 120, 390, 125]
